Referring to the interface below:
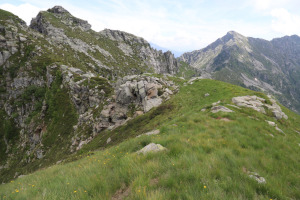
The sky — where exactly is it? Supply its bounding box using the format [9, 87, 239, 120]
[1, 0, 300, 54]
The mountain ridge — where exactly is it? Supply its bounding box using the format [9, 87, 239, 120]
[0, 6, 190, 182]
[180, 31, 300, 114]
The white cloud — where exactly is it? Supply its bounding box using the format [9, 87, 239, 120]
[270, 8, 300, 35]
[0, 3, 43, 24]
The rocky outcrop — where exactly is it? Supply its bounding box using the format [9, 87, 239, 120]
[92, 74, 178, 133]
[115, 75, 176, 111]
[59, 65, 110, 114]
[232, 95, 288, 120]
[30, 11, 107, 70]
[47, 6, 91, 31]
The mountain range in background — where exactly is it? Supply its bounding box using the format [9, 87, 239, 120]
[180, 31, 300, 114]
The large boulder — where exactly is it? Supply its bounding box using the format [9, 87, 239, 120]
[137, 143, 166, 154]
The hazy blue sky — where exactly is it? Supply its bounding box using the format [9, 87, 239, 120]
[1, 0, 300, 53]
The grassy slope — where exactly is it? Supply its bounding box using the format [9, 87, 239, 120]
[0, 79, 300, 200]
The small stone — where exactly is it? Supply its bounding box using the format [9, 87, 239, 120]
[275, 127, 285, 134]
[211, 106, 233, 113]
[249, 172, 266, 184]
[201, 108, 206, 112]
[106, 137, 111, 144]
[266, 120, 276, 127]
[204, 93, 210, 97]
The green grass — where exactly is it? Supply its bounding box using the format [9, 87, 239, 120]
[0, 9, 23, 22]
[176, 61, 199, 78]
[0, 79, 299, 199]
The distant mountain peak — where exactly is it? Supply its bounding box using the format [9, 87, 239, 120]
[227, 30, 242, 36]
[224, 31, 247, 41]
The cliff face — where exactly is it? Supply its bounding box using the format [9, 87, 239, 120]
[180, 31, 300, 113]
[99, 28, 178, 75]
[0, 6, 181, 182]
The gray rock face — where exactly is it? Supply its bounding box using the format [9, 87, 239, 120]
[99, 29, 179, 75]
[59, 65, 108, 114]
[115, 74, 177, 112]
[93, 74, 177, 133]
[136, 143, 166, 154]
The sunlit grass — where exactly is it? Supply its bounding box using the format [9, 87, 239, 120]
[0, 79, 299, 199]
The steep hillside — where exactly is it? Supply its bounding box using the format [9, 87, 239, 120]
[0, 6, 191, 182]
[0, 79, 299, 199]
[179, 31, 300, 114]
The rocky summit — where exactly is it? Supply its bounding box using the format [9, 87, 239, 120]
[0, 5, 300, 200]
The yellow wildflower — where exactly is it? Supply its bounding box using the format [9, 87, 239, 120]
[204, 186, 207, 188]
